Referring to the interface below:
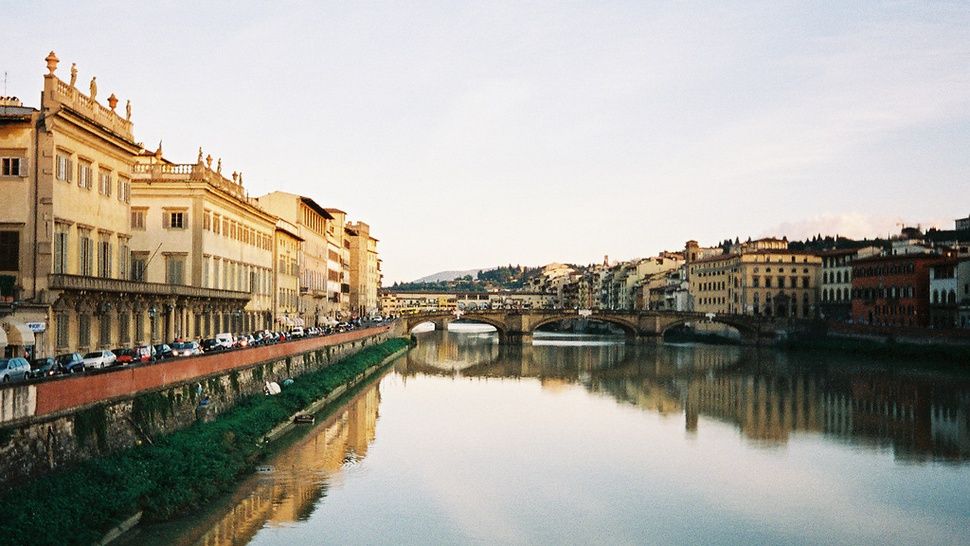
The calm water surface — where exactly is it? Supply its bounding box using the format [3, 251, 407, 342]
[135, 326, 970, 545]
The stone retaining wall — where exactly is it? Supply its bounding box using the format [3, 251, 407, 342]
[0, 326, 397, 488]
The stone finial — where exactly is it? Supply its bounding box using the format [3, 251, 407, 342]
[216, 158, 222, 174]
[89, 77, 98, 101]
[155, 141, 163, 159]
[45, 51, 59, 75]
[205, 154, 213, 168]
[69, 63, 78, 87]
[238, 172, 243, 185]
[197, 147, 203, 164]
[107, 93, 118, 111]
[126, 100, 132, 121]
[232, 171, 238, 183]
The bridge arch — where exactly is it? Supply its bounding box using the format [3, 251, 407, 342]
[658, 316, 757, 342]
[452, 314, 508, 337]
[529, 314, 638, 338]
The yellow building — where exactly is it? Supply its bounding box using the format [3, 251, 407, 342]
[0, 52, 253, 355]
[130, 151, 276, 335]
[689, 245, 821, 318]
[273, 219, 303, 328]
[347, 221, 381, 317]
[256, 192, 333, 326]
[324, 208, 351, 318]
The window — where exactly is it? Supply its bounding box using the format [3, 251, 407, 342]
[118, 238, 129, 279]
[131, 209, 146, 230]
[98, 169, 112, 196]
[97, 236, 112, 278]
[1, 157, 26, 177]
[78, 229, 93, 276]
[131, 253, 148, 281]
[203, 210, 211, 231]
[165, 211, 185, 229]
[56, 152, 72, 182]
[202, 255, 210, 287]
[118, 312, 130, 344]
[55, 312, 69, 348]
[0, 231, 18, 271]
[99, 314, 111, 346]
[54, 223, 69, 274]
[78, 160, 93, 189]
[117, 176, 130, 203]
[166, 254, 185, 284]
[78, 314, 90, 348]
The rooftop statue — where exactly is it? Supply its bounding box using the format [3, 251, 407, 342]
[197, 147, 203, 164]
[217, 158, 222, 174]
[126, 100, 132, 121]
[89, 77, 97, 102]
[70, 63, 77, 87]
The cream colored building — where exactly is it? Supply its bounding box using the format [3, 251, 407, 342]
[324, 209, 351, 318]
[256, 192, 333, 326]
[689, 246, 821, 318]
[347, 221, 381, 317]
[273, 219, 303, 328]
[130, 151, 276, 335]
[0, 52, 253, 356]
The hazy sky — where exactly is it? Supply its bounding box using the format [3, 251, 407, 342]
[5, 2, 970, 282]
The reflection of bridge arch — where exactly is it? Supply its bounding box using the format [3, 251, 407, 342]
[531, 315, 637, 337]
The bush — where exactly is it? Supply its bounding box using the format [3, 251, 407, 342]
[0, 338, 408, 546]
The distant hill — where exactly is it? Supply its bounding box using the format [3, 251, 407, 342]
[411, 268, 488, 283]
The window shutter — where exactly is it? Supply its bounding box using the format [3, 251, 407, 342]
[18, 158, 28, 177]
[162, 212, 170, 229]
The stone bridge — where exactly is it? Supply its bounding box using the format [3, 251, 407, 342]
[404, 309, 807, 345]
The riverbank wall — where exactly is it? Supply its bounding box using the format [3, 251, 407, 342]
[0, 321, 406, 488]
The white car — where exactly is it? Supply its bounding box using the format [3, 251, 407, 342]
[214, 332, 235, 350]
[290, 326, 305, 338]
[82, 350, 117, 370]
[171, 341, 202, 357]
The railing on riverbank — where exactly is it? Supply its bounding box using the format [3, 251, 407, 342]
[0, 325, 392, 426]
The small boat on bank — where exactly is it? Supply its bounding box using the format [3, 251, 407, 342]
[293, 414, 315, 424]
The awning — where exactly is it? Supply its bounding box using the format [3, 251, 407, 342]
[294, 317, 305, 327]
[2, 319, 34, 346]
[0, 326, 7, 348]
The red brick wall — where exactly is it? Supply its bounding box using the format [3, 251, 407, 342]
[32, 326, 391, 418]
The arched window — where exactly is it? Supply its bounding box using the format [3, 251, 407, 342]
[949, 290, 957, 304]
[933, 290, 940, 304]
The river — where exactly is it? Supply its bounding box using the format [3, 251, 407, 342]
[125, 325, 970, 545]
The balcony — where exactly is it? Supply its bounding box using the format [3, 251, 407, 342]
[48, 274, 251, 301]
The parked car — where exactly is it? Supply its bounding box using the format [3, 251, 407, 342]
[153, 343, 174, 360]
[290, 326, 305, 338]
[0, 357, 32, 383]
[200, 338, 226, 353]
[111, 348, 138, 365]
[171, 341, 202, 357]
[214, 332, 235, 350]
[133, 345, 156, 363]
[29, 357, 60, 379]
[55, 352, 85, 374]
[82, 350, 116, 370]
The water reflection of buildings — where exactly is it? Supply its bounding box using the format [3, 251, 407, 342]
[411, 331, 970, 463]
[194, 383, 381, 546]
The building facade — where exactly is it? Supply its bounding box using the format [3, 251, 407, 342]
[273, 219, 303, 329]
[851, 254, 947, 328]
[817, 246, 881, 321]
[347, 221, 381, 317]
[256, 192, 333, 326]
[0, 53, 256, 357]
[130, 151, 276, 336]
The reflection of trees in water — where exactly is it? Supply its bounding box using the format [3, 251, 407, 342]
[187, 383, 382, 546]
[408, 331, 970, 462]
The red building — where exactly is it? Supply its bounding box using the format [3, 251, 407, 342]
[851, 254, 948, 328]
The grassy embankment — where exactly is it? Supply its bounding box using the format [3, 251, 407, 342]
[0, 337, 409, 546]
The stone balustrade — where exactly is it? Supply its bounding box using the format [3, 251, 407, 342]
[50, 76, 133, 139]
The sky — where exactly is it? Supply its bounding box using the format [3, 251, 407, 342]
[4, 1, 970, 283]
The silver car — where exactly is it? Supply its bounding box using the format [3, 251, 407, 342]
[0, 357, 31, 383]
[82, 350, 117, 370]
